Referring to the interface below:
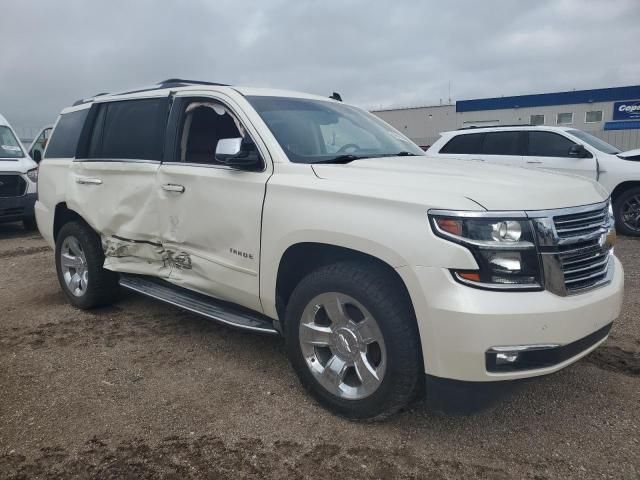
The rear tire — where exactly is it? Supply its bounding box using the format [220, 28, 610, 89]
[55, 221, 119, 309]
[285, 261, 423, 420]
[613, 187, 640, 236]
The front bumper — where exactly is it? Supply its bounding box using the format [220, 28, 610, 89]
[397, 256, 624, 382]
[0, 193, 36, 223]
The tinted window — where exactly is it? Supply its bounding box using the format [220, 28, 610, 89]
[88, 98, 167, 160]
[527, 132, 577, 157]
[439, 133, 484, 154]
[45, 109, 89, 158]
[482, 131, 521, 155]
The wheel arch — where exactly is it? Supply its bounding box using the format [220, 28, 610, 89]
[274, 242, 415, 330]
[53, 202, 88, 241]
[611, 181, 640, 203]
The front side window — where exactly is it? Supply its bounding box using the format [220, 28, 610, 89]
[0, 126, 24, 159]
[530, 114, 545, 126]
[557, 112, 573, 125]
[585, 110, 603, 123]
[176, 99, 251, 165]
[87, 98, 168, 161]
[527, 132, 577, 157]
[44, 108, 89, 159]
[481, 131, 521, 155]
[246, 96, 424, 163]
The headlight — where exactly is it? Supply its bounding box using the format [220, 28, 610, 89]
[27, 167, 38, 183]
[428, 212, 542, 291]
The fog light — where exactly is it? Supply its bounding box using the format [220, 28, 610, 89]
[496, 352, 519, 365]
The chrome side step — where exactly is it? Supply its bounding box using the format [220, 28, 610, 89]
[119, 273, 278, 335]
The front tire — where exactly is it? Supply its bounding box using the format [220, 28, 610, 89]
[55, 221, 119, 309]
[285, 261, 423, 420]
[23, 216, 37, 231]
[613, 187, 640, 236]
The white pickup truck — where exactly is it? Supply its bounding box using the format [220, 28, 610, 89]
[36, 80, 623, 419]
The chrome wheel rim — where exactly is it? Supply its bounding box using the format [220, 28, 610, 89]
[622, 194, 640, 233]
[60, 236, 88, 297]
[299, 292, 386, 400]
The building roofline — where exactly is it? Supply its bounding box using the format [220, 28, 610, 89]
[456, 84, 640, 113]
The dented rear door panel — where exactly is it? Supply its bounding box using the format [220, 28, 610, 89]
[67, 160, 170, 277]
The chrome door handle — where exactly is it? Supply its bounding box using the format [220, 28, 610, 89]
[162, 184, 185, 193]
[75, 177, 103, 185]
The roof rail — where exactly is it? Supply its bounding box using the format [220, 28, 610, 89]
[72, 78, 229, 106]
[458, 124, 533, 130]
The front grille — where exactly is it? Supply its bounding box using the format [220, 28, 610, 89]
[553, 205, 608, 238]
[0, 174, 26, 197]
[559, 239, 611, 293]
[0, 207, 24, 217]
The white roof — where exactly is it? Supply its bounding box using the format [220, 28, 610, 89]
[0, 113, 9, 127]
[442, 125, 575, 136]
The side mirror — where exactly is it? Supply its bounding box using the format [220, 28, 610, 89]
[569, 144, 591, 158]
[215, 137, 262, 170]
[32, 149, 42, 163]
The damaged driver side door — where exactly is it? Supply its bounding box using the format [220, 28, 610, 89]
[156, 93, 272, 312]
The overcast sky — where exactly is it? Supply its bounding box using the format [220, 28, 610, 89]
[1, 0, 639, 137]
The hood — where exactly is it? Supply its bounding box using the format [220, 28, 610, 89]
[617, 148, 640, 161]
[311, 156, 607, 211]
[0, 156, 37, 174]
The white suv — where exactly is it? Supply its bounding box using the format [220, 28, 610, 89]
[428, 126, 640, 236]
[36, 80, 623, 418]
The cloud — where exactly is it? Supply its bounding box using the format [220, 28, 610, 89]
[1, 0, 638, 138]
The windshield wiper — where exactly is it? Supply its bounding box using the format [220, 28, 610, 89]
[312, 155, 363, 164]
[395, 151, 419, 156]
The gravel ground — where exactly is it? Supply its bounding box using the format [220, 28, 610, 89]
[0, 222, 638, 479]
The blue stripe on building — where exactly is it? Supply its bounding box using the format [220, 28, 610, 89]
[604, 120, 640, 131]
[456, 85, 640, 113]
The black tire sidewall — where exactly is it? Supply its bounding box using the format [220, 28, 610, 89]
[285, 262, 422, 419]
[55, 221, 118, 309]
[614, 188, 640, 237]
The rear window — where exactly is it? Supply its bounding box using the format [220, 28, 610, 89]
[482, 131, 521, 155]
[87, 98, 168, 161]
[439, 133, 483, 154]
[45, 109, 90, 159]
[0, 126, 24, 159]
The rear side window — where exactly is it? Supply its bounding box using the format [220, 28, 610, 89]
[481, 131, 521, 155]
[44, 109, 89, 158]
[527, 132, 577, 157]
[87, 98, 168, 160]
[439, 133, 484, 154]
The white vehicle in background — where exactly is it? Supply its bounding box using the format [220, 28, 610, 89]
[428, 126, 640, 236]
[0, 113, 39, 230]
[28, 125, 53, 163]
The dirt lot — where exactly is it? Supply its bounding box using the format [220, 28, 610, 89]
[0, 223, 638, 479]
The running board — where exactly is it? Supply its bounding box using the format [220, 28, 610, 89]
[119, 273, 278, 335]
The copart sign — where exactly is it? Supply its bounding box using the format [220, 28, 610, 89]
[613, 100, 640, 120]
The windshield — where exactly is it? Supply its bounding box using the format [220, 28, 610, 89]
[568, 129, 620, 154]
[247, 96, 425, 163]
[0, 126, 25, 159]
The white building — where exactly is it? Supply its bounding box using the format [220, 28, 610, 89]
[373, 85, 640, 151]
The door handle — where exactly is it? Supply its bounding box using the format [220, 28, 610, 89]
[162, 184, 185, 193]
[526, 161, 543, 164]
[75, 176, 103, 185]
